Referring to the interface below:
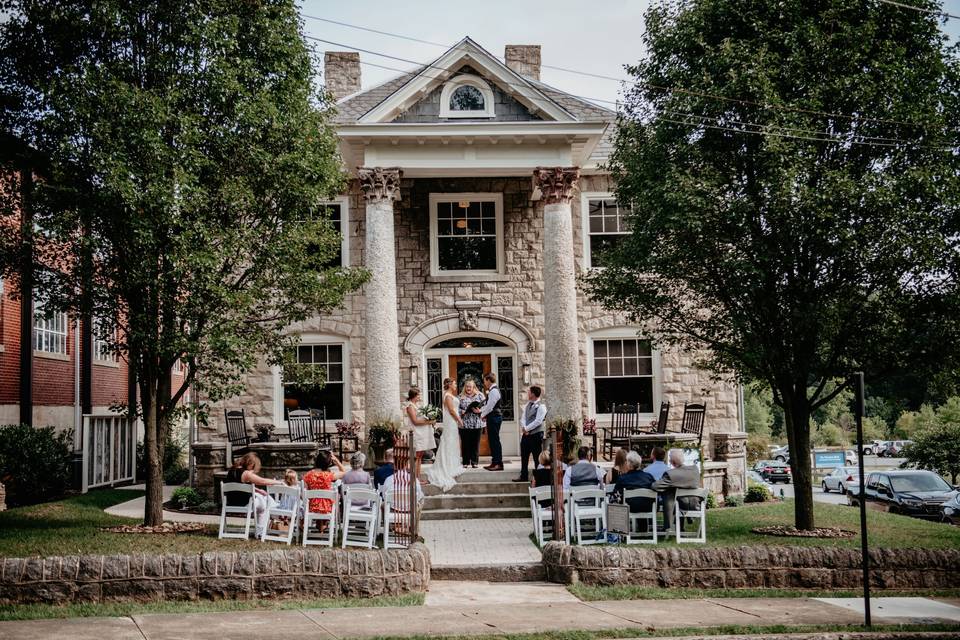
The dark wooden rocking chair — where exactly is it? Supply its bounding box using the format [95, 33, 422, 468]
[639, 401, 670, 434]
[680, 402, 706, 450]
[224, 409, 251, 462]
[601, 403, 641, 460]
[287, 409, 313, 443]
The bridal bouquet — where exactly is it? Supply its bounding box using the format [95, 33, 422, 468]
[419, 404, 442, 422]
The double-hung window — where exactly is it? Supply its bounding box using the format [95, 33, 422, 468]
[282, 343, 346, 421]
[33, 301, 68, 355]
[592, 337, 654, 414]
[429, 193, 504, 276]
[313, 198, 349, 269]
[584, 195, 632, 268]
[93, 316, 118, 363]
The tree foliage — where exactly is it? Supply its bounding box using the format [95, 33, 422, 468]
[901, 403, 960, 484]
[584, 0, 960, 529]
[0, 1, 366, 523]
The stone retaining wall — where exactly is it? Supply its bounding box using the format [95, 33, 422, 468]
[542, 543, 960, 590]
[0, 544, 430, 605]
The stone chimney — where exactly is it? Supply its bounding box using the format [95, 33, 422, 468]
[324, 51, 361, 101]
[504, 45, 541, 81]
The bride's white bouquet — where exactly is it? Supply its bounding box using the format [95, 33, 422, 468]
[419, 404, 442, 422]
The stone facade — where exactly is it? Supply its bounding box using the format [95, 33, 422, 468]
[542, 543, 960, 589]
[200, 173, 743, 460]
[323, 52, 361, 101]
[0, 545, 430, 605]
[505, 45, 542, 80]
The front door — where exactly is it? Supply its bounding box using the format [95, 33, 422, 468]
[448, 354, 492, 455]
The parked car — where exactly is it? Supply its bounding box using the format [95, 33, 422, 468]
[941, 491, 960, 525]
[748, 470, 769, 486]
[862, 440, 886, 456]
[844, 450, 857, 465]
[772, 445, 789, 463]
[846, 470, 953, 519]
[822, 466, 858, 493]
[754, 459, 792, 484]
[878, 440, 912, 458]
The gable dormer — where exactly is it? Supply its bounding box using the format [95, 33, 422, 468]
[358, 37, 575, 123]
[392, 65, 544, 123]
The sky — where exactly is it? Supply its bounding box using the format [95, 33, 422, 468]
[300, 0, 960, 109]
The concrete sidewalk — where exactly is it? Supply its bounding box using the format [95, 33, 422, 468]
[3, 588, 959, 640]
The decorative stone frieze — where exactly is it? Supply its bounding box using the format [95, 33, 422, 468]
[0, 545, 430, 605]
[533, 166, 580, 204]
[542, 543, 960, 589]
[713, 432, 748, 460]
[358, 167, 402, 202]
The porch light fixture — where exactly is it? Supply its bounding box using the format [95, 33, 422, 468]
[522, 363, 531, 385]
[409, 364, 419, 387]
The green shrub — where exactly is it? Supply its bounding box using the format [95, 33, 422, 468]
[0, 424, 74, 506]
[171, 486, 202, 509]
[705, 492, 718, 509]
[745, 482, 772, 503]
[136, 430, 189, 486]
[724, 494, 744, 507]
[746, 433, 771, 463]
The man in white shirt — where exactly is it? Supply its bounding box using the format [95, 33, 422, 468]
[514, 385, 547, 482]
[480, 372, 503, 470]
[563, 446, 605, 489]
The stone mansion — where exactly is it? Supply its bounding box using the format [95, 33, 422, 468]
[200, 37, 747, 491]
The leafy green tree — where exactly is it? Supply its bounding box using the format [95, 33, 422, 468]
[0, 2, 366, 524]
[744, 386, 773, 437]
[902, 422, 960, 485]
[585, 0, 960, 529]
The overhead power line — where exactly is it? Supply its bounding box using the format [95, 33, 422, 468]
[301, 13, 950, 131]
[304, 35, 957, 149]
[877, 0, 960, 21]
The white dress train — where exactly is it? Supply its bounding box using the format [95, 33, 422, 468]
[427, 393, 465, 492]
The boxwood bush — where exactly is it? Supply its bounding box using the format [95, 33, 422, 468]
[0, 423, 73, 506]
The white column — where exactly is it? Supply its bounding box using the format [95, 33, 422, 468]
[358, 167, 403, 423]
[535, 167, 583, 422]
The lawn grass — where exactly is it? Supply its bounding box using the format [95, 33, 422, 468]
[368, 624, 960, 640]
[568, 584, 960, 601]
[536, 501, 960, 550]
[0, 593, 424, 621]
[0, 489, 266, 557]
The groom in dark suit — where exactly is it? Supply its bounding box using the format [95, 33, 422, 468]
[480, 372, 503, 471]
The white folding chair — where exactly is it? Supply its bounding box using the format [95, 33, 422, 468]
[569, 486, 607, 545]
[218, 482, 254, 539]
[529, 486, 556, 546]
[623, 488, 659, 544]
[675, 487, 708, 543]
[302, 488, 339, 546]
[342, 485, 379, 549]
[260, 485, 300, 545]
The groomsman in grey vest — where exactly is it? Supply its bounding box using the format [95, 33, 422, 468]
[514, 386, 547, 482]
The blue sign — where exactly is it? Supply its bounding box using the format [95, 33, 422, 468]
[814, 451, 846, 468]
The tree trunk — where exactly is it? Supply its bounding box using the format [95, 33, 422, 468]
[142, 382, 165, 526]
[782, 392, 815, 530]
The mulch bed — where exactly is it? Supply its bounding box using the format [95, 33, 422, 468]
[101, 522, 207, 535]
[751, 525, 856, 538]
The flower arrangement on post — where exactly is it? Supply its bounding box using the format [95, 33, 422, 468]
[581, 418, 597, 436]
[366, 418, 400, 463]
[335, 420, 363, 438]
[253, 423, 275, 443]
[550, 418, 580, 463]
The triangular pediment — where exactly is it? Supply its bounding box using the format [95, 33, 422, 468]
[358, 37, 576, 124]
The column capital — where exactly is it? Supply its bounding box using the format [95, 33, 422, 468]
[533, 166, 580, 205]
[357, 167, 403, 203]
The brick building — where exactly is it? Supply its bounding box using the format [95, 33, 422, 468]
[198, 37, 749, 495]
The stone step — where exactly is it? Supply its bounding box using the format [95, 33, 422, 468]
[420, 506, 531, 520]
[424, 492, 530, 511]
[423, 481, 529, 497]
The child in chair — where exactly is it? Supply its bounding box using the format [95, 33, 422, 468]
[273, 468, 299, 530]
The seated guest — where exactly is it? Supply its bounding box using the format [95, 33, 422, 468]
[380, 467, 424, 513]
[644, 447, 669, 481]
[373, 448, 395, 489]
[614, 451, 656, 513]
[563, 446, 605, 489]
[606, 447, 629, 484]
[224, 452, 280, 538]
[303, 449, 346, 515]
[531, 451, 554, 489]
[652, 449, 701, 531]
[343, 452, 370, 486]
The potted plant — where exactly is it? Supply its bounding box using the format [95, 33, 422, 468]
[550, 418, 580, 463]
[253, 422, 275, 443]
[366, 418, 400, 463]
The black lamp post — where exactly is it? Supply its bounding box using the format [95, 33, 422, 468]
[853, 371, 871, 628]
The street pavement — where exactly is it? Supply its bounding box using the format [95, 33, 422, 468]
[2, 585, 959, 640]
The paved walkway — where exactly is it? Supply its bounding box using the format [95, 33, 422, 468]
[107, 485, 221, 525]
[3, 591, 959, 640]
[420, 518, 540, 566]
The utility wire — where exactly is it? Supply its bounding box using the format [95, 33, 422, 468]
[301, 13, 948, 130]
[877, 0, 960, 20]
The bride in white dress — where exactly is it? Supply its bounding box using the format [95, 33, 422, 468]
[427, 378, 465, 491]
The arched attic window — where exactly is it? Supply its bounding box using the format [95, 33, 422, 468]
[438, 74, 496, 118]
